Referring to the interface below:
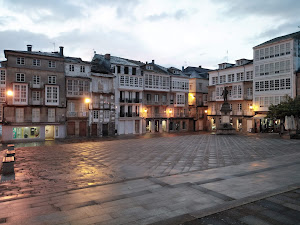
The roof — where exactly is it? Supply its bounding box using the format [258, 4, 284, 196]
[209, 60, 253, 72]
[93, 54, 140, 67]
[141, 62, 170, 75]
[254, 31, 300, 48]
[4, 50, 64, 59]
[64, 56, 91, 65]
[183, 66, 211, 79]
[91, 55, 112, 74]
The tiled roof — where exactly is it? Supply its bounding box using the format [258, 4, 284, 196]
[93, 54, 140, 67]
[64, 57, 91, 64]
[4, 50, 64, 58]
[183, 66, 211, 79]
[254, 31, 300, 48]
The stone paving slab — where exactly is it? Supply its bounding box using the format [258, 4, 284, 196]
[0, 151, 300, 224]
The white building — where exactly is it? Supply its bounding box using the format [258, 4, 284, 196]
[208, 59, 254, 132]
[253, 31, 300, 131]
[93, 54, 144, 135]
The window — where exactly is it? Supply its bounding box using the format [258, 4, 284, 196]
[275, 80, 279, 90]
[132, 68, 136, 75]
[17, 57, 25, 65]
[246, 71, 253, 80]
[69, 65, 74, 71]
[104, 110, 110, 119]
[286, 42, 291, 54]
[162, 95, 167, 103]
[33, 75, 40, 84]
[255, 66, 259, 77]
[260, 65, 264, 76]
[265, 80, 269, 91]
[45, 86, 59, 105]
[265, 48, 269, 58]
[247, 87, 252, 96]
[265, 64, 269, 75]
[48, 76, 56, 84]
[0, 70, 5, 85]
[32, 91, 40, 102]
[275, 45, 279, 57]
[270, 63, 274, 74]
[259, 81, 264, 91]
[48, 61, 56, 68]
[280, 44, 285, 56]
[117, 66, 121, 73]
[238, 103, 242, 111]
[280, 61, 285, 73]
[48, 108, 55, 122]
[286, 78, 291, 89]
[80, 65, 85, 73]
[0, 87, 5, 102]
[124, 67, 129, 74]
[16, 73, 25, 82]
[16, 108, 24, 122]
[270, 46, 274, 57]
[146, 94, 151, 101]
[260, 49, 264, 59]
[286, 60, 290, 72]
[255, 82, 259, 92]
[280, 79, 285, 90]
[275, 62, 280, 73]
[32, 108, 40, 122]
[154, 94, 159, 102]
[270, 80, 275, 90]
[93, 110, 99, 119]
[227, 74, 232, 83]
[32, 59, 41, 66]
[254, 50, 259, 61]
[176, 94, 185, 104]
[13, 83, 27, 104]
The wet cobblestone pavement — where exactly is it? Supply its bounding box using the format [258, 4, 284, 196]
[1, 133, 299, 201]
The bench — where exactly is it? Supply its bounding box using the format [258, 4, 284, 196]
[2, 156, 15, 175]
[6, 150, 15, 157]
[7, 144, 14, 151]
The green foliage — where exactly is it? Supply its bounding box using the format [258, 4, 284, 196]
[267, 95, 300, 119]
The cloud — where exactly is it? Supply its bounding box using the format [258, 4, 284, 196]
[146, 9, 188, 21]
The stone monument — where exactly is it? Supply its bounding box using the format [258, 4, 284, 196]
[217, 87, 235, 134]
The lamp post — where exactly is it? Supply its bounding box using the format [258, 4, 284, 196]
[3, 90, 13, 125]
[85, 97, 91, 137]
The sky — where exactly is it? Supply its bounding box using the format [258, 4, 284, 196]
[0, 0, 299, 69]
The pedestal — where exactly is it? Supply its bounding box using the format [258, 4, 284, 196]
[216, 102, 235, 135]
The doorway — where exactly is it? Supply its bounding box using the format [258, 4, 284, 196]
[155, 120, 159, 132]
[102, 124, 108, 136]
[91, 124, 97, 136]
[79, 121, 87, 136]
[135, 120, 140, 134]
[45, 125, 54, 140]
[162, 120, 167, 132]
[67, 122, 75, 135]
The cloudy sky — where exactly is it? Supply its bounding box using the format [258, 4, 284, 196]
[0, 0, 299, 69]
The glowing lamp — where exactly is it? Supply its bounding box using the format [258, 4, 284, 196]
[85, 98, 91, 104]
[7, 90, 13, 96]
[249, 105, 253, 110]
[204, 110, 208, 113]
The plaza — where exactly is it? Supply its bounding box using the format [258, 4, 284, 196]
[0, 133, 300, 224]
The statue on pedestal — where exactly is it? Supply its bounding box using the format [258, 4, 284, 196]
[222, 87, 228, 102]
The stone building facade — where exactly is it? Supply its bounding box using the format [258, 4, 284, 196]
[2, 45, 66, 142]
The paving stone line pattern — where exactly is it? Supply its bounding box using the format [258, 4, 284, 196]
[184, 189, 300, 225]
[1, 134, 300, 200]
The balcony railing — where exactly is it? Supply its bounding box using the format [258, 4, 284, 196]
[92, 103, 111, 109]
[67, 111, 88, 117]
[29, 82, 44, 89]
[119, 112, 140, 118]
[67, 111, 77, 117]
[31, 98, 43, 105]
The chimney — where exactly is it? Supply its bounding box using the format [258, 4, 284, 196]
[199, 65, 202, 68]
[27, 45, 32, 52]
[152, 60, 155, 64]
[59, 46, 64, 56]
[182, 66, 184, 72]
[105, 53, 111, 60]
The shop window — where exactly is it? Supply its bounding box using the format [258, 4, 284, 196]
[13, 127, 40, 139]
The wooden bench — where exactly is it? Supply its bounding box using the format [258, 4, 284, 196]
[6, 150, 15, 157]
[7, 144, 14, 151]
[2, 156, 15, 175]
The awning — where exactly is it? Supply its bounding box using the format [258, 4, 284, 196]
[253, 114, 268, 119]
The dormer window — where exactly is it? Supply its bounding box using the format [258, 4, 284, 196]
[146, 65, 153, 70]
[69, 65, 74, 71]
[80, 65, 85, 73]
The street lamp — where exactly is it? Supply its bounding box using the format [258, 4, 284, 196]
[3, 90, 13, 125]
[85, 98, 91, 104]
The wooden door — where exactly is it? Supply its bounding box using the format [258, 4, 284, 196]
[91, 124, 97, 136]
[79, 121, 87, 136]
[102, 124, 108, 136]
[67, 122, 75, 135]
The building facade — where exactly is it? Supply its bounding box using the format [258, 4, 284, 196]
[2, 45, 66, 142]
[90, 55, 115, 136]
[253, 31, 300, 132]
[65, 57, 91, 137]
[93, 54, 144, 135]
[207, 59, 254, 133]
[183, 66, 210, 131]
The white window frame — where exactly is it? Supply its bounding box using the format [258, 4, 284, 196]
[33, 59, 41, 66]
[45, 85, 59, 106]
[32, 91, 40, 102]
[16, 73, 25, 82]
[16, 108, 24, 122]
[48, 108, 55, 122]
[48, 75, 57, 84]
[80, 65, 85, 73]
[32, 108, 40, 122]
[16, 57, 25, 65]
[0, 70, 5, 85]
[33, 75, 40, 84]
[69, 65, 74, 72]
[13, 83, 28, 105]
[48, 61, 56, 68]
